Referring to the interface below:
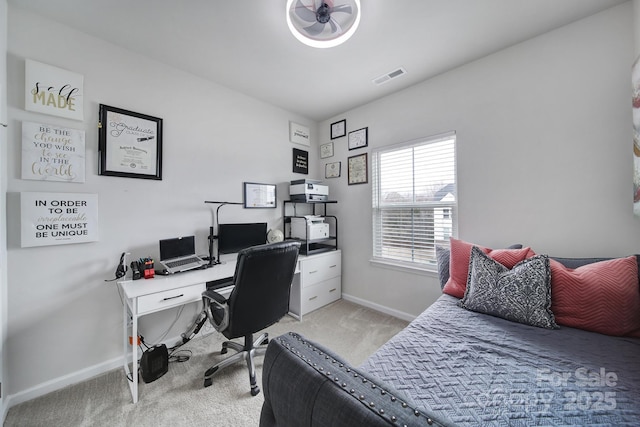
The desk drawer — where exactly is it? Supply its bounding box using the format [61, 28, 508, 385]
[300, 252, 341, 287]
[300, 276, 341, 315]
[137, 283, 205, 315]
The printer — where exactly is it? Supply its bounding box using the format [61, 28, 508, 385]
[289, 179, 329, 202]
[291, 215, 330, 241]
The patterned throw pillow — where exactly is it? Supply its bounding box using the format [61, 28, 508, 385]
[459, 246, 558, 329]
[435, 246, 450, 289]
[442, 237, 535, 298]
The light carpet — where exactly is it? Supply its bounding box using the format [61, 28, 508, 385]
[5, 299, 409, 427]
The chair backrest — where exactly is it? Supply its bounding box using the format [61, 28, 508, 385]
[225, 241, 301, 338]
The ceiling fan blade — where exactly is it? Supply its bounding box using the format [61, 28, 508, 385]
[330, 4, 352, 15]
[328, 18, 343, 34]
[303, 21, 325, 36]
[294, 0, 318, 23]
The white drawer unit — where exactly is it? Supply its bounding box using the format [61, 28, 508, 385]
[289, 250, 341, 320]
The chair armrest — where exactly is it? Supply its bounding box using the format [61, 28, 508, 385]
[202, 289, 229, 331]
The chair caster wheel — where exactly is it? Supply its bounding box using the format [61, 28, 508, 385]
[204, 378, 212, 388]
[220, 348, 227, 355]
[261, 338, 269, 345]
[251, 386, 260, 396]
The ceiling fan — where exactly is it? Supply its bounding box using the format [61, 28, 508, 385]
[286, 0, 361, 48]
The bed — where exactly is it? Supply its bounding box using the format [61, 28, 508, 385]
[259, 242, 640, 426]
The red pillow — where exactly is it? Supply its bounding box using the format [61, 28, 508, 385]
[550, 256, 640, 337]
[442, 238, 535, 299]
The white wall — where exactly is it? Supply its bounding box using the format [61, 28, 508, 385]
[5, 7, 317, 400]
[321, 3, 637, 318]
[1, 0, 8, 418]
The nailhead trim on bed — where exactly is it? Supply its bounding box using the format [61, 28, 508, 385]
[277, 332, 442, 426]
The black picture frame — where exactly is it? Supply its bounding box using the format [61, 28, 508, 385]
[330, 119, 346, 140]
[98, 104, 163, 180]
[348, 127, 368, 150]
[348, 153, 368, 185]
[243, 182, 277, 208]
[293, 148, 309, 174]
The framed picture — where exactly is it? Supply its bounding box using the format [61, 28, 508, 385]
[98, 104, 163, 180]
[289, 121, 310, 146]
[244, 182, 277, 208]
[330, 119, 346, 139]
[320, 142, 334, 159]
[348, 153, 368, 185]
[293, 148, 308, 174]
[325, 161, 341, 179]
[348, 127, 368, 150]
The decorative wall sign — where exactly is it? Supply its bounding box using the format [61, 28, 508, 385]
[320, 141, 334, 158]
[325, 161, 341, 178]
[293, 148, 309, 174]
[22, 121, 85, 183]
[290, 121, 310, 146]
[244, 182, 277, 208]
[20, 192, 98, 247]
[633, 55, 640, 216]
[348, 153, 368, 185]
[98, 104, 163, 180]
[25, 59, 84, 121]
[330, 119, 346, 139]
[348, 127, 368, 150]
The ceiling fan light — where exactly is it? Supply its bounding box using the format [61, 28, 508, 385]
[286, 0, 361, 49]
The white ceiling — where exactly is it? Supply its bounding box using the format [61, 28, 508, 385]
[8, 0, 628, 122]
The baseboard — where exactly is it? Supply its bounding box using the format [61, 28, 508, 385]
[6, 354, 123, 408]
[341, 293, 416, 322]
[4, 328, 216, 410]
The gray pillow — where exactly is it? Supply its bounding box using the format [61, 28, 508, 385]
[435, 245, 450, 289]
[458, 246, 558, 329]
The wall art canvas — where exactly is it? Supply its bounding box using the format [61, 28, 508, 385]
[25, 59, 84, 121]
[633, 56, 640, 216]
[22, 121, 85, 183]
[21, 192, 98, 248]
[290, 121, 310, 146]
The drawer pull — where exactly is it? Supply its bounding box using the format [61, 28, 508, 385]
[329, 264, 337, 268]
[163, 294, 184, 301]
[309, 270, 319, 274]
[308, 296, 318, 301]
[329, 288, 337, 292]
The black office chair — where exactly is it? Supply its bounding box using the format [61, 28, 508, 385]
[201, 240, 301, 396]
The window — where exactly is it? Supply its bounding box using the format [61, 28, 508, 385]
[372, 132, 457, 270]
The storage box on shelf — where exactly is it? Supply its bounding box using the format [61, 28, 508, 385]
[289, 249, 342, 320]
[283, 200, 338, 255]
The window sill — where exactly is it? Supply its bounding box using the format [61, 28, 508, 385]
[369, 258, 439, 277]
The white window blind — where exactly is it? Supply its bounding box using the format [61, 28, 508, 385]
[372, 132, 457, 270]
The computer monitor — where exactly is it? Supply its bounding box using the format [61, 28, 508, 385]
[217, 222, 267, 254]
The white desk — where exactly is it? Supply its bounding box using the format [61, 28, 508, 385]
[117, 250, 341, 403]
[118, 260, 237, 403]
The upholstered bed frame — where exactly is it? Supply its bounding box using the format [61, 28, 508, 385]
[260, 242, 640, 426]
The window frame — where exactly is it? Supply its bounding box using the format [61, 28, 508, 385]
[371, 131, 457, 272]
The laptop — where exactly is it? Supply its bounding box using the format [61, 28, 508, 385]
[159, 235, 207, 274]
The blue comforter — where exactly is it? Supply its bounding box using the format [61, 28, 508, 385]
[361, 294, 640, 426]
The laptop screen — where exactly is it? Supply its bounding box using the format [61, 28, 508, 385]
[159, 236, 196, 261]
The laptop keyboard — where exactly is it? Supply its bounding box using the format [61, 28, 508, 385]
[166, 257, 201, 268]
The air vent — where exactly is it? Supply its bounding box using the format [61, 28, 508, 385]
[372, 67, 407, 86]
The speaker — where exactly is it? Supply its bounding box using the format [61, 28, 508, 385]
[140, 344, 168, 383]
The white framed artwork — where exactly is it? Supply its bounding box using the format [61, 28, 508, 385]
[22, 121, 85, 183]
[289, 121, 310, 146]
[20, 192, 98, 247]
[25, 59, 84, 121]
